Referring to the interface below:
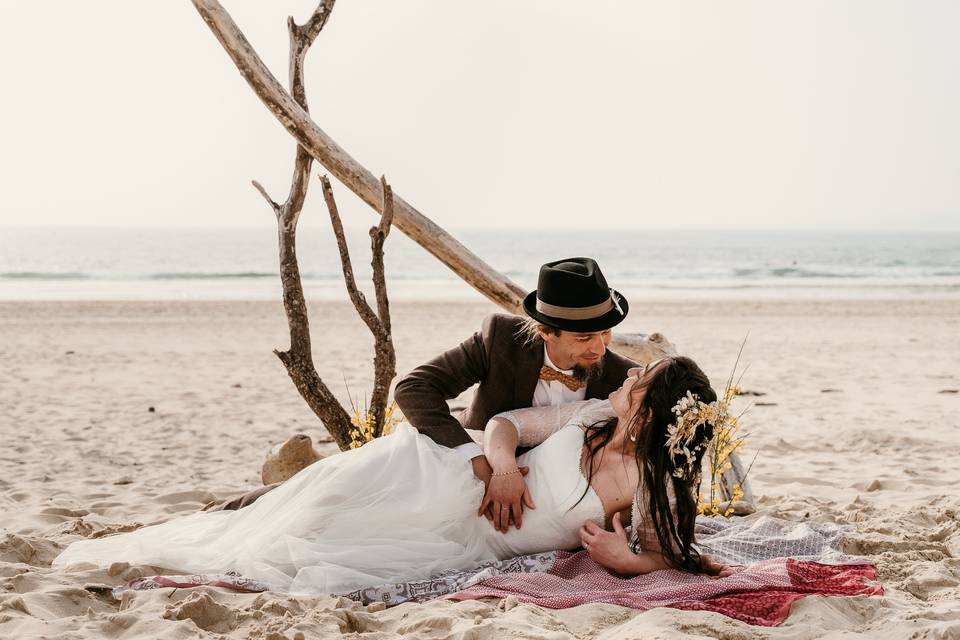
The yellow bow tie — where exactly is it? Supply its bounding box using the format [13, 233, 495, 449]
[539, 365, 585, 392]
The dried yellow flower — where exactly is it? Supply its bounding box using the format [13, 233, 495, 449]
[348, 401, 405, 449]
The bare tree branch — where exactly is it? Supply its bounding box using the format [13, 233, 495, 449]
[190, 0, 675, 365]
[320, 174, 382, 337]
[372, 176, 394, 331]
[251, 179, 281, 214]
[320, 174, 397, 438]
[291, 1, 335, 45]
[194, 1, 732, 490]
[368, 177, 397, 435]
[250, 1, 356, 450]
[192, 0, 526, 312]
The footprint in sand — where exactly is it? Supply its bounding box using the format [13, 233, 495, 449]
[154, 490, 218, 505]
[39, 507, 90, 518]
[0, 534, 62, 566]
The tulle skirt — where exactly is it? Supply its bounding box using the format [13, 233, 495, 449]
[54, 426, 495, 594]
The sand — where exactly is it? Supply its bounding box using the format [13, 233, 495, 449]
[1, 298, 959, 639]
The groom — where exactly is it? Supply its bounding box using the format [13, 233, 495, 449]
[212, 257, 636, 515]
[395, 257, 636, 531]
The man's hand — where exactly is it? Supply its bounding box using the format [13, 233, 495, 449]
[471, 455, 494, 485]
[476, 460, 535, 533]
[470, 456, 497, 524]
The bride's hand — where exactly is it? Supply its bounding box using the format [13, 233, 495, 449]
[479, 466, 535, 533]
[701, 555, 740, 579]
[579, 513, 643, 574]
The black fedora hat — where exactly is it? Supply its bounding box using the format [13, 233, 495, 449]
[523, 257, 629, 332]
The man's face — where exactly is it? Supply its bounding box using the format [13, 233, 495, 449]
[541, 328, 613, 373]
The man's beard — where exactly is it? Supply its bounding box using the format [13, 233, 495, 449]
[572, 360, 603, 384]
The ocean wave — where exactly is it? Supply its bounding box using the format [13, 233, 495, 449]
[0, 271, 92, 280]
[732, 267, 866, 279]
[147, 272, 277, 280]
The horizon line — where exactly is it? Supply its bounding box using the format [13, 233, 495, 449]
[2, 224, 959, 235]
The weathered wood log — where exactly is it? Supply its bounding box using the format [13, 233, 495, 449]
[250, 0, 359, 450]
[191, 0, 751, 506]
[252, 1, 399, 451]
[321, 174, 397, 439]
[193, 0, 676, 362]
[194, 0, 525, 312]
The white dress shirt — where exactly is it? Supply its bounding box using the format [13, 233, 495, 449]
[454, 346, 586, 462]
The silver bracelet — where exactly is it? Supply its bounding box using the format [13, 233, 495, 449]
[492, 469, 521, 477]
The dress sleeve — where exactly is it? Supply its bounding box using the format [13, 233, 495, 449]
[492, 399, 615, 447]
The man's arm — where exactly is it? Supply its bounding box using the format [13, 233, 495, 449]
[394, 315, 499, 449]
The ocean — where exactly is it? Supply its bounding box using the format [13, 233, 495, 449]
[1, 227, 958, 301]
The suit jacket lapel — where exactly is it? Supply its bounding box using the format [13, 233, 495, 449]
[514, 342, 545, 407]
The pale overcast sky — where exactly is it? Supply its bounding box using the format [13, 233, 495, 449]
[0, 1, 957, 231]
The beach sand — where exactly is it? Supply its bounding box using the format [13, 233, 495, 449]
[1, 298, 958, 639]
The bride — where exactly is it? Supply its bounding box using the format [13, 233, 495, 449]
[54, 356, 727, 594]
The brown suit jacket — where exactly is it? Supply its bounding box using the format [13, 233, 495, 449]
[394, 314, 637, 448]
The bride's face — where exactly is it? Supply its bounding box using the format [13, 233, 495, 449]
[609, 358, 668, 420]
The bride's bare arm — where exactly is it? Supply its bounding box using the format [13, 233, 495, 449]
[481, 417, 535, 532]
[483, 417, 521, 472]
[581, 499, 737, 578]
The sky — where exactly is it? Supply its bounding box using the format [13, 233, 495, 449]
[0, 1, 958, 232]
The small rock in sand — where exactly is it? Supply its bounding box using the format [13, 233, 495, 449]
[262, 435, 322, 485]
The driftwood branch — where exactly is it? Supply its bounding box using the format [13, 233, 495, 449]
[193, 0, 750, 505]
[368, 177, 397, 433]
[372, 176, 395, 332]
[191, 0, 674, 361]
[320, 174, 398, 436]
[321, 175, 378, 333]
[251, 1, 357, 451]
[192, 0, 525, 312]
[251, 180, 280, 213]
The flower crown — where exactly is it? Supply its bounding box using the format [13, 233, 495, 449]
[628, 346, 752, 551]
[664, 391, 722, 480]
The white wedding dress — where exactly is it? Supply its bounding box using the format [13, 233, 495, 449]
[54, 400, 616, 595]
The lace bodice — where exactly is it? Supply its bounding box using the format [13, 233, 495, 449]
[494, 398, 616, 447]
[477, 420, 607, 558]
[490, 399, 679, 555]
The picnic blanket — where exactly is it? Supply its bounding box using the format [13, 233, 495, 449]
[117, 515, 882, 627]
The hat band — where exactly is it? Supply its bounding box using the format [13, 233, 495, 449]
[536, 295, 615, 321]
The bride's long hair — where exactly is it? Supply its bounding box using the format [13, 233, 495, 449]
[580, 356, 716, 572]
